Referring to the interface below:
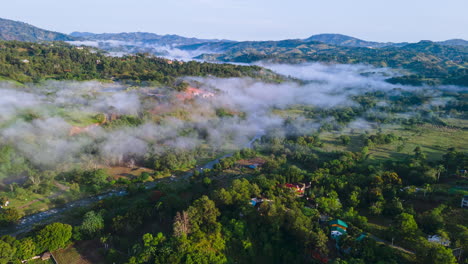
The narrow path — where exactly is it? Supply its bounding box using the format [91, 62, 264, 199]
[369, 234, 415, 255]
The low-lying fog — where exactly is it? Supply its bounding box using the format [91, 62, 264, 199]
[0, 63, 463, 175]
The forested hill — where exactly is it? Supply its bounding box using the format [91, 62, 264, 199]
[191, 40, 468, 86]
[0, 41, 273, 86]
[0, 18, 74, 42]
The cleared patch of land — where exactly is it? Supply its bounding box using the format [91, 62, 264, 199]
[53, 240, 106, 264]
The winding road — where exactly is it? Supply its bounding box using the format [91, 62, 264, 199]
[0, 132, 264, 237]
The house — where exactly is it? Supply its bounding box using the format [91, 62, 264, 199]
[428, 235, 451, 246]
[356, 232, 368, 242]
[41, 252, 51, 261]
[249, 197, 272, 207]
[236, 158, 266, 170]
[331, 226, 347, 239]
[0, 198, 9, 208]
[284, 182, 311, 196]
[329, 219, 348, 229]
[250, 198, 261, 206]
[329, 219, 348, 239]
[462, 195, 468, 208]
[21, 59, 29, 63]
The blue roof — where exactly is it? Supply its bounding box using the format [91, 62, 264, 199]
[356, 233, 367, 241]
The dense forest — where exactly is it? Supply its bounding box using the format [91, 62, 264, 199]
[0, 41, 274, 86]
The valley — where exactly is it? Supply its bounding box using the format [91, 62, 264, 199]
[0, 15, 466, 264]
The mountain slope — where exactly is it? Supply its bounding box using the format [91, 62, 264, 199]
[191, 40, 467, 86]
[0, 17, 74, 42]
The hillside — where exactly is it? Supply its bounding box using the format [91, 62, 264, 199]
[0, 17, 74, 42]
[189, 40, 467, 86]
[0, 41, 274, 85]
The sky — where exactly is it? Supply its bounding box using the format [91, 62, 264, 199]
[1, 0, 467, 42]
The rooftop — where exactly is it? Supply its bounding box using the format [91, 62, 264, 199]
[329, 219, 348, 228]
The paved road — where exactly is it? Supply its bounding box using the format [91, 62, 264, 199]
[0, 132, 264, 237]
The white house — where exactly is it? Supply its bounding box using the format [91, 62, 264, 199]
[428, 235, 450, 246]
[462, 195, 468, 208]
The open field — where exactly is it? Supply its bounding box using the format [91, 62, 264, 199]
[53, 240, 106, 264]
[320, 119, 468, 163]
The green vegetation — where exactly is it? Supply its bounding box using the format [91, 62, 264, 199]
[0, 17, 73, 42]
[194, 40, 468, 86]
[0, 41, 275, 86]
[0, 36, 465, 264]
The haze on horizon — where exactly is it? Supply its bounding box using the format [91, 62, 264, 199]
[0, 0, 467, 43]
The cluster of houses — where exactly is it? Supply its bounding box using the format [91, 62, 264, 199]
[176, 87, 215, 101]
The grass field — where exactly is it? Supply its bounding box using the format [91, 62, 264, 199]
[320, 120, 468, 163]
[56, 109, 100, 127]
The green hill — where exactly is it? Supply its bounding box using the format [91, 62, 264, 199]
[0, 17, 74, 42]
[0, 41, 272, 85]
[189, 40, 467, 86]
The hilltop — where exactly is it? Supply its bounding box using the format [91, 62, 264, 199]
[0, 17, 74, 42]
[303, 33, 407, 48]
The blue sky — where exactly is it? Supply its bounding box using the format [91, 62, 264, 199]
[1, 0, 467, 42]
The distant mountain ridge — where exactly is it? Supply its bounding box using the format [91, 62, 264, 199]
[0, 17, 74, 42]
[303, 33, 468, 48]
[303, 33, 408, 48]
[0, 17, 466, 86]
[70, 31, 230, 46]
[73, 31, 468, 48]
[437, 39, 468, 47]
[1, 16, 466, 48]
